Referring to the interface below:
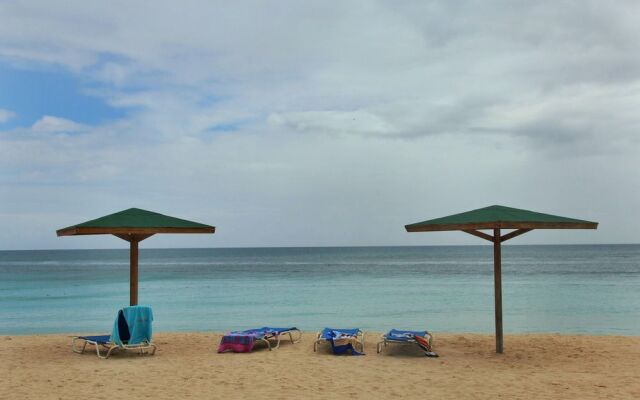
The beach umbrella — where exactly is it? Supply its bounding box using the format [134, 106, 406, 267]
[57, 208, 215, 306]
[405, 205, 597, 353]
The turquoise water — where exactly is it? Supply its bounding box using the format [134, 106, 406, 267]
[1, 245, 638, 335]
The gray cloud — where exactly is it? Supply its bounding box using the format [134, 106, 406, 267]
[0, 1, 638, 249]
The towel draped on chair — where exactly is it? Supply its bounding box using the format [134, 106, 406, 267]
[110, 306, 153, 346]
[217, 327, 300, 353]
[72, 305, 156, 359]
[323, 328, 364, 356]
[218, 333, 257, 353]
[383, 329, 438, 357]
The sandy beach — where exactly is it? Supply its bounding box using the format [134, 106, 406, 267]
[2, 332, 639, 399]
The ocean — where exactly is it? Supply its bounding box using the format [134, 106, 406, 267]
[1, 245, 638, 335]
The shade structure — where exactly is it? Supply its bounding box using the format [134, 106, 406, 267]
[57, 208, 215, 305]
[405, 205, 598, 353]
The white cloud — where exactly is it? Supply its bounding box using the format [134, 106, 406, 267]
[31, 116, 85, 133]
[0, 108, 15, 123]
[1, 2, 638, 144]
[0, 1, 639, 249]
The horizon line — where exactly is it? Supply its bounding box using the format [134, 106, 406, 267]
[1, 242, 638, 252]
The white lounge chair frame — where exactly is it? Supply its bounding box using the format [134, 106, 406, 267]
[376, 332, 433, 354]
[72, 336, 157, 359]
[313, 330, 365, 353]
[255, 328, 303, 351]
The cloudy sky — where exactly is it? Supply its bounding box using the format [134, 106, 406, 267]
[1, 1, 638, 250]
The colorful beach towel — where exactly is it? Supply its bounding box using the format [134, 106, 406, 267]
[328, 330, 364, 356]
[414, 335, 438, 357]
[217, 333, 257, 353]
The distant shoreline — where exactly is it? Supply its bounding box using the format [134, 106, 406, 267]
[2, 242, 638, 252]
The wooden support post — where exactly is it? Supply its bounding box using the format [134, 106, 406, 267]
[493, 228, 503, 353]
[113, 233, 153, 306]
[130, 238, 139, 306]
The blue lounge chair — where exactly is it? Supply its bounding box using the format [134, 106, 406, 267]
[314, 327, 364, 354]
[238, 327, 302, 350]
[72, 305, 157, 359]
[376, 329, 434, 355]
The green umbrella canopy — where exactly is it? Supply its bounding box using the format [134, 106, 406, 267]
[405, 205, 597, 232]
[57, 208, 215, 306]
[405, 205, 598, 354]
[57, 208, 215, 236]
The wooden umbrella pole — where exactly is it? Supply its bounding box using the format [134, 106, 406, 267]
[130, 238, 139, 306]
[493, 228, 503, 353]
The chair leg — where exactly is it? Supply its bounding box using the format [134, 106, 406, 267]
[313, 331, 323, 352]
[274, 334, 281, 349]
[260, 338, 272, 351]
[96, 344, 104, 359]
[289, 329, 302, 343]
[103, 345, 118, 359]
[71, 337, 88, 354]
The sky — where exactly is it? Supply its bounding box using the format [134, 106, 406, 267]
[0, 1, 639, 250]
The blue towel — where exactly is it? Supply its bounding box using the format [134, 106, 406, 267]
[240, 327, 297, 337]
[261, 327, 297, 335]
[386, 329, 429, 341]
[78, 335, 111, 344]
[320, 327, 360, 340]
[111, 305, 153, 346]
[322, 328, 364, 356]
[385, 328, 438, 357]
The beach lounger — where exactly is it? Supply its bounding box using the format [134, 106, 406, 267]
[376, 329, 437, 357]
[242, 327, 302, 349]
[313, 327, 364, 355]
[218, 327, 301, 353]
[72, 305, 157, 359]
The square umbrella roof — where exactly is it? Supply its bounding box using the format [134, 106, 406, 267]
[405, 205, 598, 232]
[56, 208, 215, 236]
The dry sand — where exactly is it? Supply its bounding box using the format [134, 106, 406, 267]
[2, 332, 639, 399]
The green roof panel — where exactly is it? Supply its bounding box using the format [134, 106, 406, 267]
[57, 208, 215, 235]
[406, 205, 598, 231]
